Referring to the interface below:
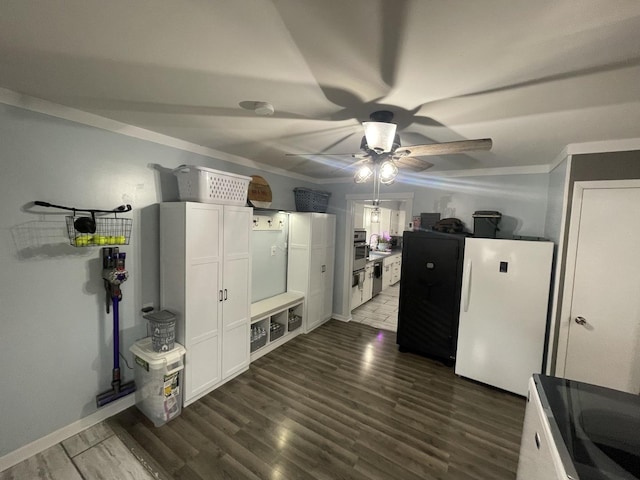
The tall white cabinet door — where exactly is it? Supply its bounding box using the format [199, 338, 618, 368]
[322, 214, 336, 320]
[287, 213, 335, 333]
[221, 206, 252, 379]
[161, 202, 252, 406]
[323, 245, 335, 321]
[161, 203, 224, 404]
[307, 250, 325, 331]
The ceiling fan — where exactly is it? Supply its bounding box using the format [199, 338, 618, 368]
[288, 110, 492, 178]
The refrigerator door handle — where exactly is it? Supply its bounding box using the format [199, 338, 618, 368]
[462, 260, 472, 312]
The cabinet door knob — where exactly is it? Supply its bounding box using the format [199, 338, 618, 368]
[534, 432, 541, 449]
[224, 289, 228, 300]
[219, 290, 223, 302]
[322, 265, 326, 273]
[575, 316, 587, 325]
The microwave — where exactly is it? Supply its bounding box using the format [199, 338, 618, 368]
[353, 229, 369, 271]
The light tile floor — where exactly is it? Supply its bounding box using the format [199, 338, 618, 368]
[351, 282, 399, 332]
[0, 422, 155, 480]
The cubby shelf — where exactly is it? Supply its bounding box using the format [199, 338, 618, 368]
[250, 292, 304, 361]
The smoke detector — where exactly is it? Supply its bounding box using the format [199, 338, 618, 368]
[254, 101, 274, 116]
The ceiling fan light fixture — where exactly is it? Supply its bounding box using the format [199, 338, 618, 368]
[379, 160, 398, 184]
[354, 164, 374, 183]
[371, 207, 380, 223]
[363, 121, 397, 152]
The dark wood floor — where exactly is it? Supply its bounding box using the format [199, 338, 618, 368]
[109, 320, 526, 480]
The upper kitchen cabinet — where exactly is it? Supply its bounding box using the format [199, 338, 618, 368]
[389, 210, 406, 236]
[287, 213, 336, 333]
[160, 202, 252, 406]
[379, 208, 392, 236]
[364, 206, 401, 237]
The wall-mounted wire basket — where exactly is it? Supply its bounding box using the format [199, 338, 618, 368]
[33, 201, 133, 248]
[66, 215, 132, 247]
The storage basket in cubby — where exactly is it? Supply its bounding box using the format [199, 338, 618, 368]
[293, 187, 331, 212]
[250, 335, 267, 352]
[270, 322, 284, 341]
[173, 165, 251, 206]
[288, 315, 302, 332]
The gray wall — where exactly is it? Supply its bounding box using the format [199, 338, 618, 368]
[0, 99, 559, 458]
[548, 150, 640, 372]
[544, 158, 569, 245]
[0, 103, 313, 457]
[324, 172, 551, 319]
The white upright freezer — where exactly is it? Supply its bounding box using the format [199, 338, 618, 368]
[455, 238, 553, 396]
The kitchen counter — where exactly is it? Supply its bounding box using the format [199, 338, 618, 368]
[368, 250, 401, 260]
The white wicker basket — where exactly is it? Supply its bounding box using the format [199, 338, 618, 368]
[173, 165, 251, 205]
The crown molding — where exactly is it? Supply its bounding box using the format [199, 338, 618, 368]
[566, 138, 640, 156]
[0, 87, 316, 183]
[4, 87, 619, 184]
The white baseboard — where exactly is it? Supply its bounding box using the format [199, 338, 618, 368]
[0, 395, 135, 473]
[332, 313, 351, 322]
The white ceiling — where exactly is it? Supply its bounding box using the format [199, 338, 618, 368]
[1, 0, 639, 180]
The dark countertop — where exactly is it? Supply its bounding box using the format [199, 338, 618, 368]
[535, 374, 640, 480]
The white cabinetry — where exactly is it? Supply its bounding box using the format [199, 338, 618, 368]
[516, 378, 569, 479]
[383, 256, 394, 288]
[250, 292, 304, 361]
[389, 210, 406, 235]
[351, 284, 362, 310]
[379, 208, 392, 236]
[351, 263, 374, 310]
[392, 255, 401, 284]
[363, 262, 374, 303]
[383, 253, 402, 288]
[160, 202, 252, 406]
[287, 213, 336, 333]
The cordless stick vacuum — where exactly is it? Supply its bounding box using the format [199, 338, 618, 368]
[96, 247, 136, 407]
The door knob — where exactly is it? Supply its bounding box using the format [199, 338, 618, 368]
[575, 316, 587, 325]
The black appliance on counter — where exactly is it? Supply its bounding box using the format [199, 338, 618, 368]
[388, 235, 403, 250]
[397, 230, 467, 364]
[472, 210, 502, 238]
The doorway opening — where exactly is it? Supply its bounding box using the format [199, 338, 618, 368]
[343, 193, 413, 326]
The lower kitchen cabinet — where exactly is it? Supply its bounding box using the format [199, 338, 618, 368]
[516, 377, 571, 479]
[250, 292, 304, 361]
[392, 255, 401, 284]
[383, 253, 402, 287]
[351, 262, 374, 309]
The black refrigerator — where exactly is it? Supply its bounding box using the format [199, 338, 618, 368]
[397, 230, 466, 364]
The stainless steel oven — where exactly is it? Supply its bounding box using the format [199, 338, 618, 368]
[353, 229, 369, 271]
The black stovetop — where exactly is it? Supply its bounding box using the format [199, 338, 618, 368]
[535, 375, 640, 479]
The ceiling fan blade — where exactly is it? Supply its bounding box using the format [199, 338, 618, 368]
[394, 156, 434, 172]
[396, 138, 493, 157]
[285, 152, 363, 157]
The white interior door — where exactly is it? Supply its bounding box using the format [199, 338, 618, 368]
[559, 181, 640, 394]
